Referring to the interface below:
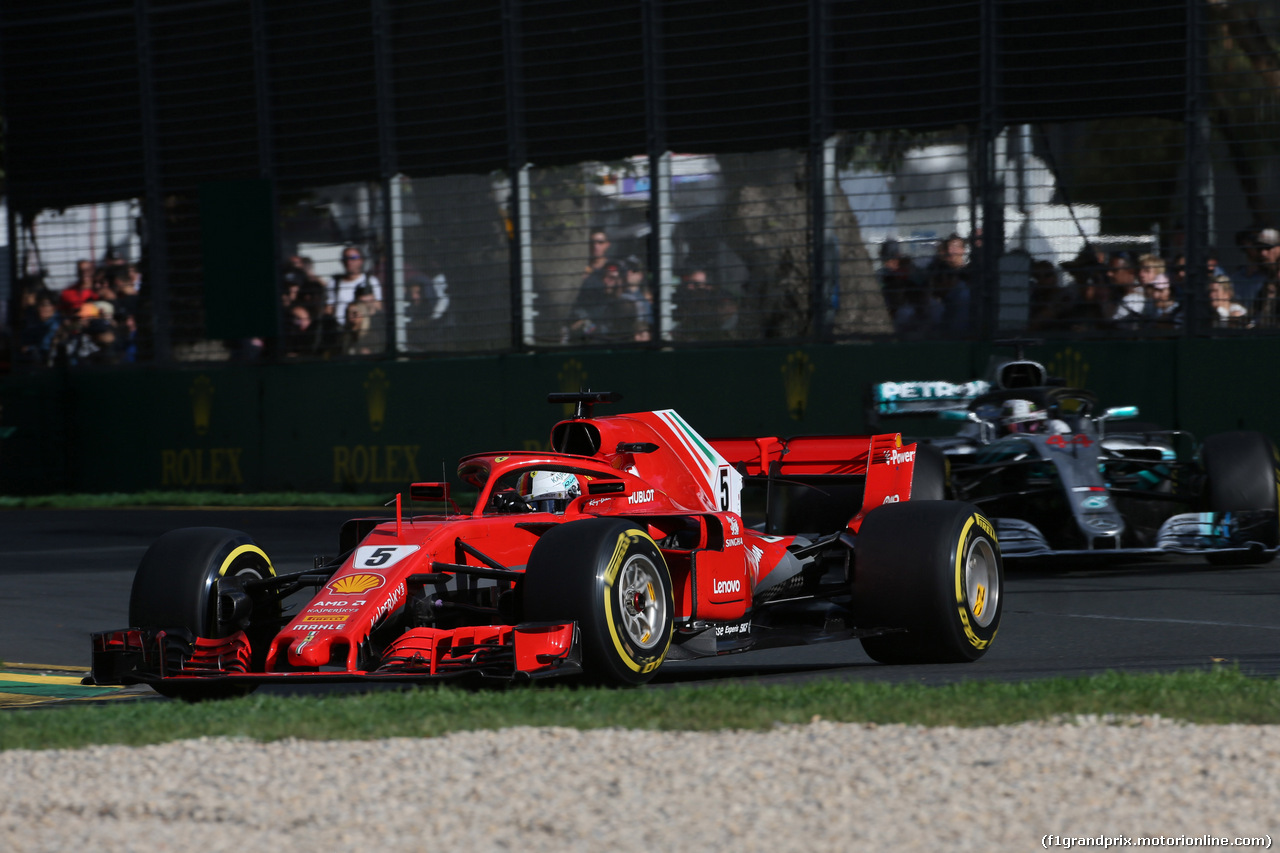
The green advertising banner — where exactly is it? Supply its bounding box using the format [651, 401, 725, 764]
[1, 338, 1277, 495]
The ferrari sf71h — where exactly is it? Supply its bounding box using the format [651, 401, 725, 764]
[91, 392, 1002, 699]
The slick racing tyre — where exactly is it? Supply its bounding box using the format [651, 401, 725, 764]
[853, 501, 1002, 664]
[523, 518, 673, 686]
[129, 527, 277, 700]
[910, 443, 949, 501]
[1201, 431, 1280, 566]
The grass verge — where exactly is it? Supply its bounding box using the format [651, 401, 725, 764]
[3, 667, 1278, 752]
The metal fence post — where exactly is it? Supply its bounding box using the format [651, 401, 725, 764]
[134, 0, 171, 363]
[502, 0, 529, 351]
[977, 0, 1003, 341]
[809, 0, 831, 341]
[373, 0, 400, 356]
[1184, 0, 1208, 337]
[642, 0, 668, 344]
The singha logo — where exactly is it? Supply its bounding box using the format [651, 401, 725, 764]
[557, 358, 587, 417]
[781, 351, 814, 421]
[364, 369, 389, 432]
[1048, 347, 1089, 390]
[190, 375, 214, 437]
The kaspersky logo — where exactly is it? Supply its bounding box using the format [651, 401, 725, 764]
[327, 573, 385, 595]
[190, 375, 214, 436]
[782, 351, 814, 421]
[364, 369, 389, 432]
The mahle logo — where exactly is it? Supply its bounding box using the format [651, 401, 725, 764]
[190, 375, 214, 436]
[782, 351, 814, 421]
[364, 369, 389, 432]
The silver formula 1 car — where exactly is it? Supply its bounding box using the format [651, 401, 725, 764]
[872, 358, 1280, 566]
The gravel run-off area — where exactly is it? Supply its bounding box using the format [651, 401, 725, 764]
[2, 717, 1277, 852]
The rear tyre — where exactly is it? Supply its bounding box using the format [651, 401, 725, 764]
[1201, 431, 1280, 566]
[853, 501, 1002, 664]
[130, 527, 276, 700]
[523, 518, 673, 685]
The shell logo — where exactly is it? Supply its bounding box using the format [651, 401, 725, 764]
[327, 573, 385, 595]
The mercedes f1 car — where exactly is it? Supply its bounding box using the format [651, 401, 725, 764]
[90, 392, 1002, 699]
[872, 359, 1280, 566]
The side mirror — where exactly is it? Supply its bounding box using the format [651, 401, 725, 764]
[1100, 406, 1139, 421]
[939, 409, 971, 422]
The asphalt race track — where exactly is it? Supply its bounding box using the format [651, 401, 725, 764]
[3, 508, 1279, 707]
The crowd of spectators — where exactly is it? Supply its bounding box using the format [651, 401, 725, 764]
[561, 228, 657, 344]
[13, 252, 141, 366]
[878, 225, 1280, 336]
[278, 247, 451, 358]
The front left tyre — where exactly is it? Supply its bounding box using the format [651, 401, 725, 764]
[129, 527, 277, 700]
[522, 518, 673, 685]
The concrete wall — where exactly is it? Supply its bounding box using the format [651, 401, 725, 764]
[0, 339, 1274, 495]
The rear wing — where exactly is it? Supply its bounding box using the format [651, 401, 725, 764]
[870, 379, 990, 420]
[711, 433, 925, 533]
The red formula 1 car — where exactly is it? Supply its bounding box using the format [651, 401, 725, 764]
[91, 392, 1002, 699]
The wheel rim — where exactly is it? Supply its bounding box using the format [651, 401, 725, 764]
[617, 554, 667, 650]
[964, 536, 999, 628]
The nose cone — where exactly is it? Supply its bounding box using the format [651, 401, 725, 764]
[288, 633, 334, 668]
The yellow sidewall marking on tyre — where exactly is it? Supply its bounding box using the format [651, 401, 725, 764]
[954, 515, 994, 651]
[218, 544, 275, 578]
[602, 530, 669, 673]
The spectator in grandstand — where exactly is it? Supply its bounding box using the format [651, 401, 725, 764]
[1250, 276, 1280, 329]
[115, 313, 139, 363]
[51, 303, 103, 367]
[1169, 250, 1225, 302]
[329, 246, 381, 322]
[564, 258, 620, 344]
[673, 266, 737, 342]
[402, 260, 451, 346]
[1108, 252, 1149, 329]
[85, 318, 119, 366]
[58, 259, 98, 317]
[583, 226, 614, 279]
[1233, 228, 1273, 307]
[877, 239, 927, 334]
[284, 302, 326, 358]
[342, 293, 386, 356]
[924, 233, 972, 333]
[1056, 244, 1112, 331]
[1147, 274, 1181, 328]
[615, 254, 654, 342]
[106, 266, 140, 320]
[19, 295, 60, 364]
[1209, 275, 1249, 328]
[1027, 258, 1073, 331]
[562, 230, 618, 344]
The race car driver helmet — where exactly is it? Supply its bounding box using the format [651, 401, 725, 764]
[519, 470, 581, 514]
[1000, 398, 1048, 434]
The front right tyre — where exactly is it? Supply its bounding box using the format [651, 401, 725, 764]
[1201, 431, 1280, 566]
